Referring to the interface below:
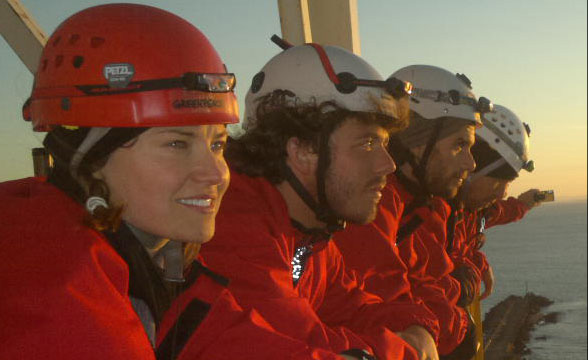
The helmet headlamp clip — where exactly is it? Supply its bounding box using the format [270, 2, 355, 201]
[412, 87, 493, 114]
[335, 72, 412, 99]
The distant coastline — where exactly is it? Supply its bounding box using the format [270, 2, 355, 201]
[483, 293, 555, 359]
[482, 200, 587, 359]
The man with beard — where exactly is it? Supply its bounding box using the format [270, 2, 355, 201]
[449, 104, 544, 306]
[336, 65, 493, 359]
[199, 43, 439, 359]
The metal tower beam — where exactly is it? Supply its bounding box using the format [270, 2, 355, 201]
[277, 0, 312, 45]
[277, 0, 360, 54]
[0, 0, 46, 74]
[307, 0, 360, 55]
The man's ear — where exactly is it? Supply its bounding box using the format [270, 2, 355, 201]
[285, 137, 318, 178]
[409, 143, 426, 159]
[92, 169, 105, 181]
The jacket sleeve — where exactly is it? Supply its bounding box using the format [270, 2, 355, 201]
[405, 235, 469, 356]
[484, 197, 530, 229]
[333, 207, 440, 341]
[159, 270, 346, 360]
[397, 218, 469, 355]
[200, 215, 417, 360]
[471, 249, 490, 277]
[314, 242, 438, 340]
[0, 229, 156, 360]
[411, 277, 470, 355]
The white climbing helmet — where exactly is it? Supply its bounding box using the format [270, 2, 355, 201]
[243, 43, 411, 130]
[478, 104, 534, 173]
[390, 64, 491, 126]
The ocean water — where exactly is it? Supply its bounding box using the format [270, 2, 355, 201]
[482, 200, 587, 359]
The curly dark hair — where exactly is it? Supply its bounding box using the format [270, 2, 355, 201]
[226, 91, 408, 184]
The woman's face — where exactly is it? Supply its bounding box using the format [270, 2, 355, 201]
[95, 125, 229, 244]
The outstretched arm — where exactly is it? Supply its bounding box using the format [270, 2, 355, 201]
[516, 188, 543, 209]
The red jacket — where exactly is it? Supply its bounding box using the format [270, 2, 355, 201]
[200, 171, 419, 360]
[450, 197, 530, 289]
[334, 177, 440, 339]
[0, 178, 342, 359]
[386, 175, 469, 355]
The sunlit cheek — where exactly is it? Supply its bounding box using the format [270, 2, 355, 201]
[218, 160, 230, 194]
[103, 170, 134, 209]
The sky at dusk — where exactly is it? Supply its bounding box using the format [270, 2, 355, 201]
[1, 0, 586, 201]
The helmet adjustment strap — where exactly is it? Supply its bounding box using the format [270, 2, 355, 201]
[282, 163, 321, 215]
[412, 119, 445, 195]
[282, 163, 345, 234]
[459, 158, 511, 211]
[388, 137, 431, 196]
[69, 127, 111, 178]
[281, 116, 346, 235]
[470, 158, 508, 181]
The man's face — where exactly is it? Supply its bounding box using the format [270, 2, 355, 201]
[464, 175, 511, 211]
[324, 118, 396, 224]
[423, 125, 476, 199]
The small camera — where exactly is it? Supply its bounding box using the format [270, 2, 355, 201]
[534, 190, 555, 202]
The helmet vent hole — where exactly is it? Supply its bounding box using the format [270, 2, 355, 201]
[41, 59, 48, 71]
[491, 117, 497, 122]
[55, 55, 64, 68]
[72, 56, 84, 69]
[508, 130, 513, 135]
[91, 37, 105, 48]
[68, 34, 80, 45]
[500, 122, 505, 128]
[495, 138, 500, 143]
[250, 72, 265, 94]
[52, 36, 61, 47]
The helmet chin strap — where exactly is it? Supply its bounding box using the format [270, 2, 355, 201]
[469, 157, 507, 182]
[412, 119, 445, 195]
[282, 164, 346, 235]
[282, 116, 347, 235]
[69, 127, 112, 179]
[392, 119, 445, 197]
[460, 157, 507, 198]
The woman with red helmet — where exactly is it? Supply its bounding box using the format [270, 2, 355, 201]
[0, 4, 347, 359]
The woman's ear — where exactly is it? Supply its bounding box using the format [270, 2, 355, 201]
[285, 137, 318, 178]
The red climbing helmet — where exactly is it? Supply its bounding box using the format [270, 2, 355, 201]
[24, 3, 238, 131]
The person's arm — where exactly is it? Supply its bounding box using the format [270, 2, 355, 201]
[334, 218, 441, 338]
[200, 215, 419, 359]
[397, 220, 471, 356]
[517, 188, 544, 209]
[479, 264, 495, 300]
[396, 325, 440, 360]
[332, 188, 442, 360]
[411, 279, 471, 356]
[485, 188, 542, 228]
[318, 242, 439, 360]
[0, 230, 156, 360]
[159, 271, 349, 360]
